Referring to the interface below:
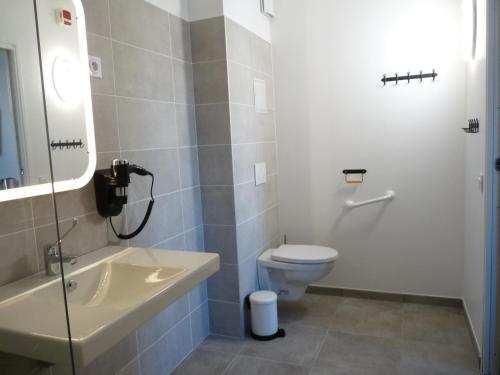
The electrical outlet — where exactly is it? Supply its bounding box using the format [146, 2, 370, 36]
[88, 55, 102, 79]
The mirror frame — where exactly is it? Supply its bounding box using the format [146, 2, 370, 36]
[0, 0, 96, 202]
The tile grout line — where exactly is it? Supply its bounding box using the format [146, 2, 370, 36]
[149, 224, 204, 250]
[236, 204, 279, 227]
[32, 211, 99, 230]
[88, 31, 193, 64]
[167, 12, 189, 258]
[220, 354, 239, 375]
[96, 145, 203, 155]
[222, 17, 239, 230]
[28, 198, 43, 272]
[138, 314, 192, 359]
[171, 12, 197, 342]
[0, 225, 38, 241]
[106, 0, 129, 248]
[125, 185, 202, 206]
[308, 324, 331, 374]
[92, 91, 190, 105]
[226, 58, 274, 79]
[268, 36, 281, 225]
[199, 141, 278, 147]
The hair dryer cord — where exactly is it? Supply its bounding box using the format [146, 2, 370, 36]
[109, 172, 155, 240]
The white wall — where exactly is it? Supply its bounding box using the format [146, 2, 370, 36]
[223, 0, 271, 42]
[144, 0, 192, 20]
[272, 0, 467, 298]
[463, 0, 488, 353]
[145, 0, 271, 41]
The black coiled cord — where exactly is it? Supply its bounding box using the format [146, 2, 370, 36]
[110, 172, 155, 240]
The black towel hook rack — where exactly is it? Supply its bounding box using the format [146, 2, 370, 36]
[381, 70, 438, 86]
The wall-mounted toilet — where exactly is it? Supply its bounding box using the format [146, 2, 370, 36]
[257, 244, 338, 301]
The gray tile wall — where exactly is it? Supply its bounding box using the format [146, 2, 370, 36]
[192, 17, 280, 338]
[226, 18, 280, 334]
[191, 16, 242, 338]
[0, 0, 208, 374]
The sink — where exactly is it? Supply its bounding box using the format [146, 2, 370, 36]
[40, 262, 186, 309]
[0, 246, 220, 366]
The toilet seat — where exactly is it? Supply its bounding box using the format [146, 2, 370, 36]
[271, 244, 338, 264]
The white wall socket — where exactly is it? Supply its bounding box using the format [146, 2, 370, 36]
[88, 55, 102, 79]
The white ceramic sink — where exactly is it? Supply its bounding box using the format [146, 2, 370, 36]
[0, 246, 220, 366]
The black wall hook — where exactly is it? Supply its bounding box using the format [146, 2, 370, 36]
[50, 139, 85, 150]
[381, 70, 438, 86]
[462, 118, 479, 134]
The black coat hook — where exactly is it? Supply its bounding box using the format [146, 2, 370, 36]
[381, 70, 438, 86]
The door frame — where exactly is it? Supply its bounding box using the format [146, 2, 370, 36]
[484, 0, 500, 374]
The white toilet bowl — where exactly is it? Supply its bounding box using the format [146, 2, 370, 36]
[257, 244, 338, 301]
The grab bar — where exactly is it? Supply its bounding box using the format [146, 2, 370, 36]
[346, 190, 395, 208]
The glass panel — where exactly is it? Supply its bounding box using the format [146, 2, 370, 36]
[0, 1, 75, 374]
[0, 0, 96, 203]
[0, 1, 51, 190]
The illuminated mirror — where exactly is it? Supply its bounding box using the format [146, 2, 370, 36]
[0, 0, 95, 202]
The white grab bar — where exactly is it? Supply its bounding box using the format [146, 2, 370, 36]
[346, 190, 395, 208]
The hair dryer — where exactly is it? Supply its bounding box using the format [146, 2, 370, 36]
[94, 159, 155, 239]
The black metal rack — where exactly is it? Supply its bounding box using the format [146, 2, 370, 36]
[381, 70, 437, 86]
[463, 118, 479, 134]
[50, 139, 85, 150]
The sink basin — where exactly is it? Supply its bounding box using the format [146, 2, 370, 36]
[0, 246, 219, 366]
[40, 262, 186, 309]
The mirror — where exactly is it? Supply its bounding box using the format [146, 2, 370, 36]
[0, 0, 95, 202]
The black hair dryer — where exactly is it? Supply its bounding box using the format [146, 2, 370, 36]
[94, 159, 155, 240]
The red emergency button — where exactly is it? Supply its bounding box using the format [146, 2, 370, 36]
[55, 8, 72, 26]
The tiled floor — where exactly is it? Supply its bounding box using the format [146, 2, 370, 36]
[173, 293, 479, 375]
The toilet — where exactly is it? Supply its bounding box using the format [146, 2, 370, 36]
[257, 244, 339, 301]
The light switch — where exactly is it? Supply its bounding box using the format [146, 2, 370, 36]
[254, 78, 267, 113]
[255, 162, 267, 186]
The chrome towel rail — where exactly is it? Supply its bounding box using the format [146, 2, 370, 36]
[346, 190, 395, 208]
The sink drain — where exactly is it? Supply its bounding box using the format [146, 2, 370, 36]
[66, 279, 78, 291]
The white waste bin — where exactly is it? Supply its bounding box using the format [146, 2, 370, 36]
[249, 291, 285, 340]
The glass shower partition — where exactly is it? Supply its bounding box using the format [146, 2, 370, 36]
[0, 0, 76, 374]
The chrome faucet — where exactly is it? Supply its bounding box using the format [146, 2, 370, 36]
[44, 218, 79, 276]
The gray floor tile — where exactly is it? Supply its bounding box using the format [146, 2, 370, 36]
[278, 294, 342, 328]
[329, 298, 404, 338]
[173, 295, 479, 375]
[199, 335, 247, 354]
[401, 303, 471, 349]
[223, 355, 310, 375]
[399, 339, 479, 375]
[240, 322, 326, 366]
[172, 349, 235, 375]
[311, 364, 395, 375]
[317, 331, 401, 374]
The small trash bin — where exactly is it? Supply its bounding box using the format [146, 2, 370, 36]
[249, 291, 286, 341]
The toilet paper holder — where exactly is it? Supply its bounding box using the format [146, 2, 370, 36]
[343, 169, 367, 184]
